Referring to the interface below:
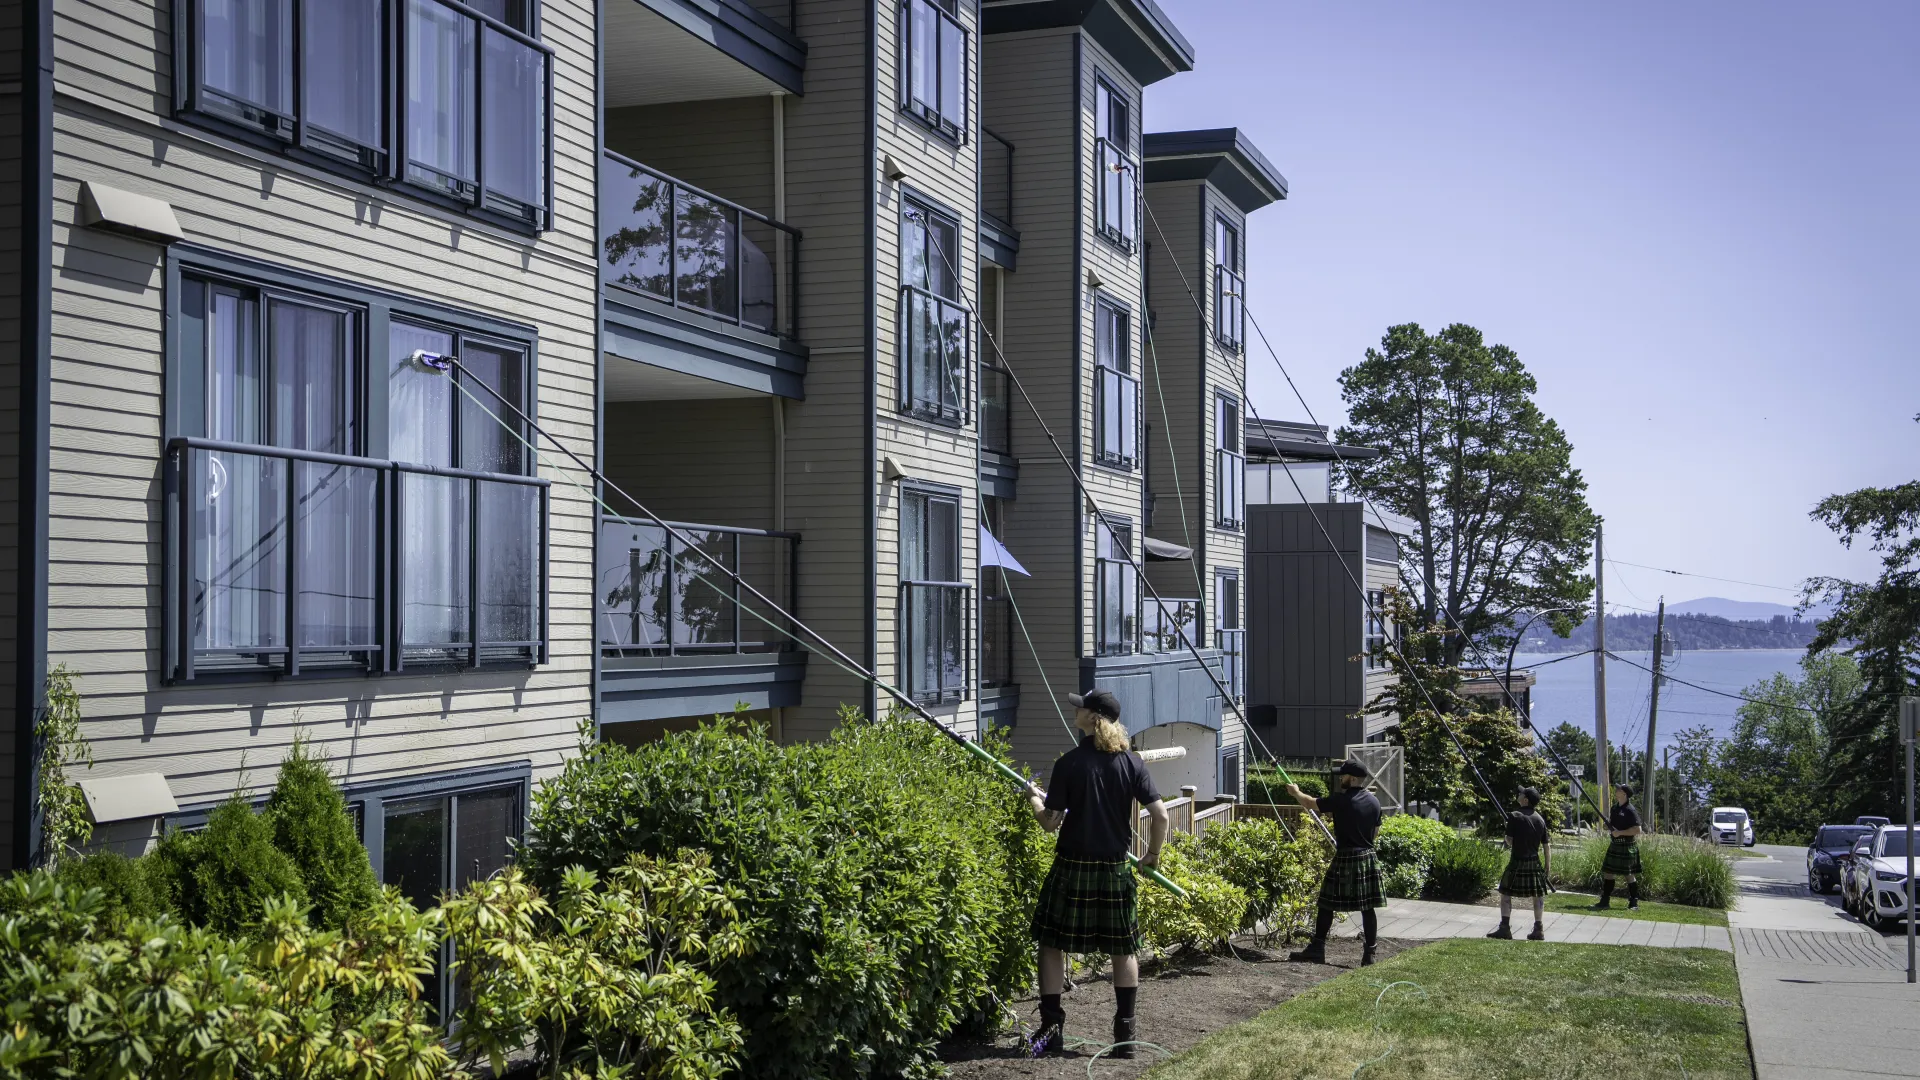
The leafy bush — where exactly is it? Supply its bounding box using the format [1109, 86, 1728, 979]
[1551, 834, 1735, 908]
[1194, 818, 1329, 941]
[1382, 861, 1427, 900]
[1374, 814, 1455, 898]
[1248, 764, 1326, 803]
[0, 872, 449, 1079]
[1425, 835, 1506, 902]
[48, 850, 161, 927]
[1138, 834, 1250, 955]
[444, 857, 751, 1079]
[521, 713, 1048, 1080]
[264, 738, 380, 930]
[147, 790, 309, 935]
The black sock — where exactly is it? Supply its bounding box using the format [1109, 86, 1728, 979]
[1113, 986, 1137, 1019]
[1040, 994, 1062, 1021]
[1361, 908, 1379, 947]
[1314, 906, 1335, 942]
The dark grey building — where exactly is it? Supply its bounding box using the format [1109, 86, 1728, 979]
[1242, 421, 1412, 759]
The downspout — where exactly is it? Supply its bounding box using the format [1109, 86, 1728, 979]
[14, 0, 53, 868]
[1069, 33, 1084, 667]
[589, 0, 606, 743]
[863, 0, 879, 723]
[771, 89, 786, 740]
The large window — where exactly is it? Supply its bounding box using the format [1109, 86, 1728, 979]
[1215, 392, 1244, 529]
[1095, 517, 1138, 656]
[1216, 570, 1243, 701]
[901, 0, 966, 141]
[178, 0, 552, 230]
[1093, 78, 1137, 250]
[1093, 299, 1139, 469]
[900, 198, 969, 424]
[1365, 589, 1389, 671]
[167, 261, 548, 682]
[1214, 216, 1244, 351]
[901, 486, 969, 703]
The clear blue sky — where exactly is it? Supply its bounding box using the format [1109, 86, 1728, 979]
[1145, 1, 1920, 611]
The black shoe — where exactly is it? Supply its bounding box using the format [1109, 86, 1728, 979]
[1030, 1008, 1066, 1058]
[1361, 945, 1377, 967]
[1590, 882, 1613, 910]
[1486, 920, 1513, 940]
[1109, 1016, 1136, 1059]
[1527, 922, 1545, 941]
[1288, 940, 1328, 964]
[1627, 882, 1641, 910]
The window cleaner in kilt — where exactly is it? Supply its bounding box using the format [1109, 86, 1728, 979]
[1488, 786, 1552, 940]
[1592, 783, 1643, 910]
[1284, 760, 1384, 966]
[1024, 689, 1170, 1058]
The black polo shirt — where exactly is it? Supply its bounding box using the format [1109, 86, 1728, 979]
[1316, 787, 1382, 851]
[1045, 737, 1162, 859]
[1610, 804, 1641, 834]
[1507, 810, 1548, 860]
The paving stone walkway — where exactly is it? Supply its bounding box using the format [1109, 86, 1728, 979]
[1328, 896, 1732, 950]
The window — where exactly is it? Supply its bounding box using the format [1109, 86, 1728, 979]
[901, 487, 969, 702]
[1216, 571, 1243, 700]
[167, 261, 548, 682]
[901, 0, 966, 140]
[1215, 392, 1244, 528]
[1093, 299, 1139, 469]
[900, 198, 969, 424]
[1214, 216, 1244, 351]
[1219, 744, 1242, 801]
[1095, 517, 1138, 656]
[1365, 589, 1389, 670]
[979, 270, 1011, 454]
[178, 0, 552, 230]
[980, 496, 1013, 688]
[1093, 78, 1137, 249]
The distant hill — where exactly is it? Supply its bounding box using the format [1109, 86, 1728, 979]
[1671, 595, 1832, 621]
[1519, 608, 1823, 653]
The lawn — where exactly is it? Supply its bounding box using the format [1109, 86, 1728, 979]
[1543, 891, 1730, 927]
[1143, 939, 1751, 1080]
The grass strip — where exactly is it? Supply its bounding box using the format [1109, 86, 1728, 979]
[1144, 939, 1750, 1080]
[1544, 891, 1730, 927]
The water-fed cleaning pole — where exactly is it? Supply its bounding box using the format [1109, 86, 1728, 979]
[413, 351, 1189, 898]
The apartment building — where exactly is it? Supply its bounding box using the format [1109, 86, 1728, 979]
[1, 0, 599, 893]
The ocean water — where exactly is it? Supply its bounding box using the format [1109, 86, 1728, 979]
[1507, 648, 1810, 751]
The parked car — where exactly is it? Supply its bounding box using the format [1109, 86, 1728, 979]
[1807, 824, 1874, 894]
[1840, 826, 1918, 930]
[1710, 806, 1756, 847]
[1856, 815, 1892, 829]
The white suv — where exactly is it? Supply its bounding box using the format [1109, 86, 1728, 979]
[1710, 806, 1755, 847]
[1844, 826, 1918, 930]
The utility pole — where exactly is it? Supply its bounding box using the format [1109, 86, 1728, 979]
[1594, 523, 1610, 803]
[1662, 746, 1672, 832]
[1645, 597, 1667, 834]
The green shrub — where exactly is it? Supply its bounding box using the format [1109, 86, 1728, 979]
[521, 712, 1049, 1080]
[1138, 834, 1250, 955]
[264, 739, 380, 930]
[1425, 835, 1506, 902]
[1382, 861, 1427, 900]
[148, 790, 308, 935]
[48, 850, 161, 927]
[1374, 814, 1454, 899]
[1193, 818, 1329, 941]
[1248, 764, 1326, 803]
[1551, 834, 1735, 908]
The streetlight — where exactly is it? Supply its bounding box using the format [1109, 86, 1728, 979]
[1504, 606, 1574, 819]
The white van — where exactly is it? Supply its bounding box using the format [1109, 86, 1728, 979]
[1711, 807, 1755, 847]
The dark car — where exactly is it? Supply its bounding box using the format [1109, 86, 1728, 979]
[1809, 824, 1875, 894]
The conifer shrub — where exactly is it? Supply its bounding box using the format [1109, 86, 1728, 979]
[147, 790, 308, 935]
[264, 738, 380, 929]
[48, 850, 162, 926]
[522, 711, 1049, 1080]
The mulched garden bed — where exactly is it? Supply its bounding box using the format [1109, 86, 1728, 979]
[937, 936, 1417, 1079]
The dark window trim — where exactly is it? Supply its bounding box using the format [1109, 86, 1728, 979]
[162, 248, 550, 684]
[1213, 389, 1244, 530]
[1092, 294, 1139, 472]
[898, 0, 970, 144]
[1212, 211, 1245, 352]
[171, 0, 555, 235]
[899, 483, 970, 703]
[898, 192, 971, 427]
[165, 760, 531, 832]
[1091, 71, 1138, 255]
[1093, 512, 1137, 656]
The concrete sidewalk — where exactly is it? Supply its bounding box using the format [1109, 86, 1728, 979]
[1328, 896, 1732, 950]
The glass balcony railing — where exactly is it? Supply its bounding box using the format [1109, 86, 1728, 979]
[1215, 264, 1245, 352]
[600, 151, 800, 340]
[1216, 448, 1246, 528]
[1095, 137, 1138, 250]
[902, 580, 971, 703]
[980, 364, 1012, 455]
[1143, 597, 1201, 655]
[597, 516, 798, 656]
[900, 284, 969, 425]
[1094, 365, 1140, 469]
[1218, 627, 1245, 701]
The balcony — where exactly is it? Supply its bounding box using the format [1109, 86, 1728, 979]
[900, 285, 969, 425]
[1143, 597, 1201, 655]
[1095, 137, 1139, 251]
[604, 0, 804, 104]
[980, 128, 1020, 270]
[1218, 627, 1244, 701]
[165, 438, 549, 682]
[600, 152, 807, 400]
[901, 580, 971, 705]
[597, 516, 806, 723]
[1094, 365, 1140, 470]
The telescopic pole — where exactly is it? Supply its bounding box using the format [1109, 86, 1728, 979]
[1904, 696, 1914, 984]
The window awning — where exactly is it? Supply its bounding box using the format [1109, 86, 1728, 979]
[1144, 537, 1192, 561]
[980, 525, 1030, 576]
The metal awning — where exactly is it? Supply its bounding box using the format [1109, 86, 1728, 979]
[1144, 537, 1192, 561]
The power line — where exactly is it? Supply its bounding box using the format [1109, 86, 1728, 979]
[1605, 558, 1801, 595]
[1604, 652, 1826, 714]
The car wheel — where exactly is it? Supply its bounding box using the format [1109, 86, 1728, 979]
[1865, 902, 1883, 931]
[1810, 869, 1822, 894]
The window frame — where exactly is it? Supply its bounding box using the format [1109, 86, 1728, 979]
[163, 247, 550, 684]
[1214, 390, 1244, 529]
[1092, 74, 1138, 253]
[1213, 213, 1245, 352]
[1365, 589, 1389, 671]
[1094, 515, 1139, 657]
[898, 194, 971, 426]
[1092, 296, 1139, 471]
[172, 0, 555, 234]
[899, 0, 969, 143]
[1215, 569, 1243, 701]
[899, 482, 971, 704]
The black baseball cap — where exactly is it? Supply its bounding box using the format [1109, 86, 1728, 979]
[1068, 689, 1122, 721]
[1335, 759, 1372, 780]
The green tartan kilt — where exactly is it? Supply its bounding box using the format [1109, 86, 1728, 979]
[1499, 853, 1549, 897]
[1602, 836, 1643, 877]
[1318, 848, 1385, 912]
[1031, 855, 1141, 955]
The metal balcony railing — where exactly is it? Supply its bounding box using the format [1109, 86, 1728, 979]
[901, 580, 971, 703]
[597, 516, 799, 656]
[1095, 137, 1138, 250]
[600, 150, 800, 340]
[1144, 598, 1202, 655]
[1215, 264, 1245, 352]
[167, 437, 549, 681]
[1094, 365, 1140, 469]
[1218, 627, 1245, 701]
[901, 284, 970, 425]
[1216, 448, 1246, 528]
